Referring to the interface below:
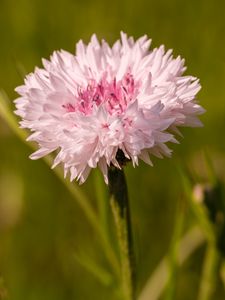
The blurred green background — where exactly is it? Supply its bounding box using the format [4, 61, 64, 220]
[0, 0, 225, 299]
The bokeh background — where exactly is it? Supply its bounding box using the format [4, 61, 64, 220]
[0, 0, 225, 299]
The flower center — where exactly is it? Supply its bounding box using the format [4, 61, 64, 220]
[63, 72, 139, 115]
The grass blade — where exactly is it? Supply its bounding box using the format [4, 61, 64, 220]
[138, 226, 205, 300]
[0, 91, 120, 278]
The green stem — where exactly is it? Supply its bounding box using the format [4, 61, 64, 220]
[138, 226, 205, 300]
[197, 243, 220, 300]
[108, 167, 135, 300]
[164, 197, 185, 300]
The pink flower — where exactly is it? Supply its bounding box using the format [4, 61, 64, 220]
[14, 32, 204, 183]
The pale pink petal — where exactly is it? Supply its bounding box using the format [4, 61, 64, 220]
[14, 33, 204, 183]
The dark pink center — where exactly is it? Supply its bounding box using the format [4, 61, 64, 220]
[62, 72, 139, 115]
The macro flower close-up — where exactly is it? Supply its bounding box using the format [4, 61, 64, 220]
[14, 32, 204, 184]
[1, 1, 225, 300]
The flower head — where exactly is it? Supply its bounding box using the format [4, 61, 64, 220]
[15, 32, 204, 183]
